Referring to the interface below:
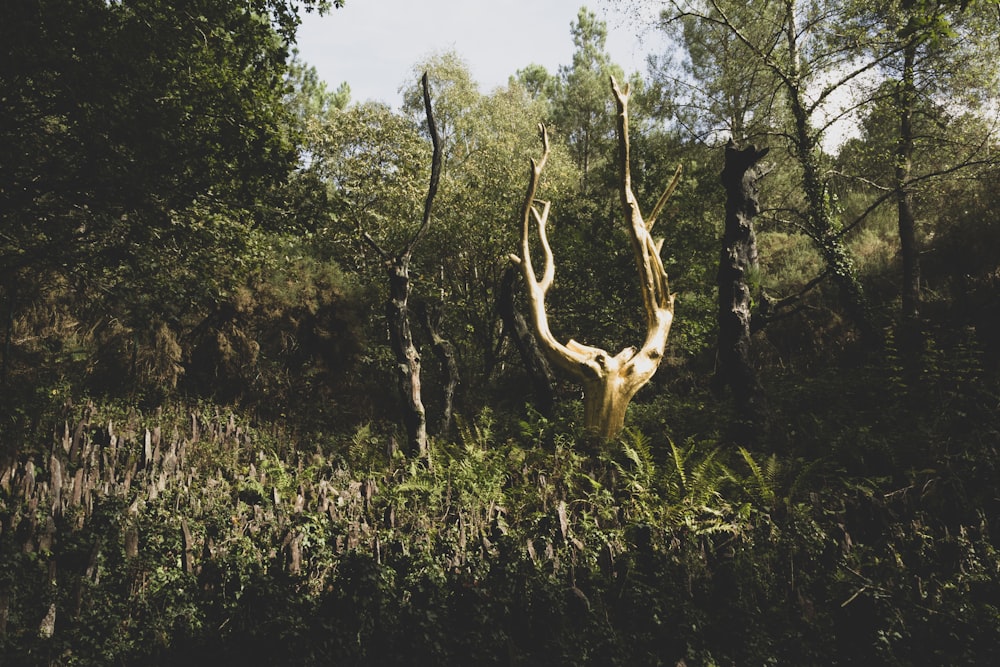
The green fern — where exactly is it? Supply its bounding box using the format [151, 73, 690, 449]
[668, 438, 689, 496]
[619, 428, 655, 489]
[738, 446, 779, 507]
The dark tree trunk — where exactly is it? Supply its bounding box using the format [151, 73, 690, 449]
[716, 140, 769, 442]
[497, 266, 555, 417]
[417, 301, 459, 438]
[361, 73, 441, 457]
[385, 264, 427, 455]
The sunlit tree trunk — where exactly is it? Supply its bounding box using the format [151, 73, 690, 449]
[511, 77, 680, 440]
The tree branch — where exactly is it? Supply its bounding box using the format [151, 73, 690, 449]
[403, 72, 442, 259]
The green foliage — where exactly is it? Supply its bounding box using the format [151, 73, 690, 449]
[3, 2, 1000, 664]
[2, 333, 1000, 664]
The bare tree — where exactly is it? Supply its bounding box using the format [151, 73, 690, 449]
[510, 77, 681, 440]
[362, 73, 442, 456]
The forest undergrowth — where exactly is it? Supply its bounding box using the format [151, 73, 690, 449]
[2, 331, 998, 666]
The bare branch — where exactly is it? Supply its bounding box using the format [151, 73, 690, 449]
[647, 164, 684, 231]
[513, 125, 552, 287]
[403, 72, 443, 258]
[511, 81, 679, 438]
[361, 231, 392, 263]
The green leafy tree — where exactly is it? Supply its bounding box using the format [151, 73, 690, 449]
[662, 0, 889, 346]
[652, 1, 784, 144]
[553, 7, 627, 191]
[0, 0, 333, 388]
[840, 0, 1000, 359]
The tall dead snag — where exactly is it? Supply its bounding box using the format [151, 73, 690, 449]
[510, 77, 679, 440]
[716, 139, 769, 442]
[362, 73, 442, 457]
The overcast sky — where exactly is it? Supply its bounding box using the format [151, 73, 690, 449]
[293, 1, 667, 106]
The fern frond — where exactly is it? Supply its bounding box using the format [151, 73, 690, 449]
[739, 446, 777, 506]
[688, 446, 733, 504]
[669, 438, 688, 494]
[623, 444, 643, 469]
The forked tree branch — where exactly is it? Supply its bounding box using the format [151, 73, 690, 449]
[510, 78, 680, 439]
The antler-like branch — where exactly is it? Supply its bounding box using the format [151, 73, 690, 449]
[647, 164, 684, 231]
[610, 76, 675, 366]
[513, 125, 553, 288]
[510, 79, 681, 438]
[509, 125, 596, 379]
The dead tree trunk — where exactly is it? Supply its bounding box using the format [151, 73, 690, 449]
[510, 77, 680, 440]
[382, 264, 427, 454]
[497, 265, 556, 417]
[362, 73, 442, 457]
[716, 139, 769, 442]
[417, 301, 459, 437]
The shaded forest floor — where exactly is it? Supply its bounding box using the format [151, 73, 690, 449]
[2, 329, 999, 666]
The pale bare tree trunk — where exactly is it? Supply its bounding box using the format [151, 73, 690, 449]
[511, 77, 680, 440]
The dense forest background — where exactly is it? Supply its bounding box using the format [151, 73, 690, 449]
[2, 0, 999, 664]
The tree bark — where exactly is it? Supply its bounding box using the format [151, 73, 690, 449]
[717, 139, 769, 442]
[361, 73, 441, 457]
[795, 112, 878, 347]
[497, 266, 556, 417]
[384, 264, 427, 455]
[783, 0, 880, 349]
[417, 301, 460, 437]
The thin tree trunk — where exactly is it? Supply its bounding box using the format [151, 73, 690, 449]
[896, 40, 923, 365]
[784, 10, 879, 348]
[717, 140, 769, 442]
[361, 73, 441, 457]
[385, 264, 427, 456]
[497, 266, 556, 417]
[417, 301, 460, 437]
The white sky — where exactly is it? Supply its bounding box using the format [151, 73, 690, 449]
[293, 0, 667, 106]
